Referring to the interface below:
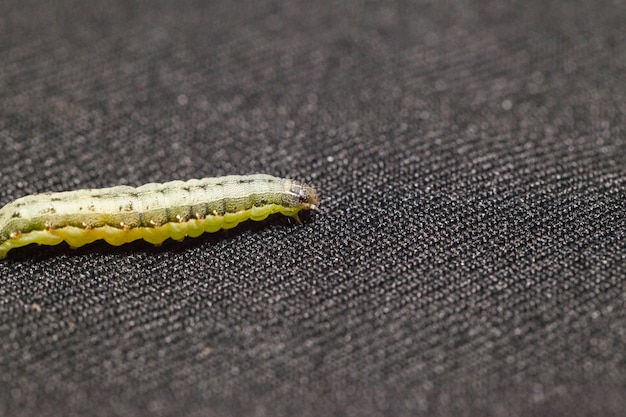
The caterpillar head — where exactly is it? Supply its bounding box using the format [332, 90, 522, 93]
[287, 180, 319, 211]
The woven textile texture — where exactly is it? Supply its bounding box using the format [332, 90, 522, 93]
[0, 1, 625, 416]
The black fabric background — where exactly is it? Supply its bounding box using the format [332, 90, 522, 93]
[0, 1, 625, 416]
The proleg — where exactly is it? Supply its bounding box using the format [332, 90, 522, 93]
[0, 174, 318, 258]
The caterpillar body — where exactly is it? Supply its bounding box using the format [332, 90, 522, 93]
[0, 174, 318, 259]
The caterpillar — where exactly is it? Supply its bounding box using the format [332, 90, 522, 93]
[0, 174, 318, 259]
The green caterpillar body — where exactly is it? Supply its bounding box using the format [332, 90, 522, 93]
[0, 174, 318, 258]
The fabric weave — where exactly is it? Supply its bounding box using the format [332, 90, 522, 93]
[0, 1, 624, 416]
